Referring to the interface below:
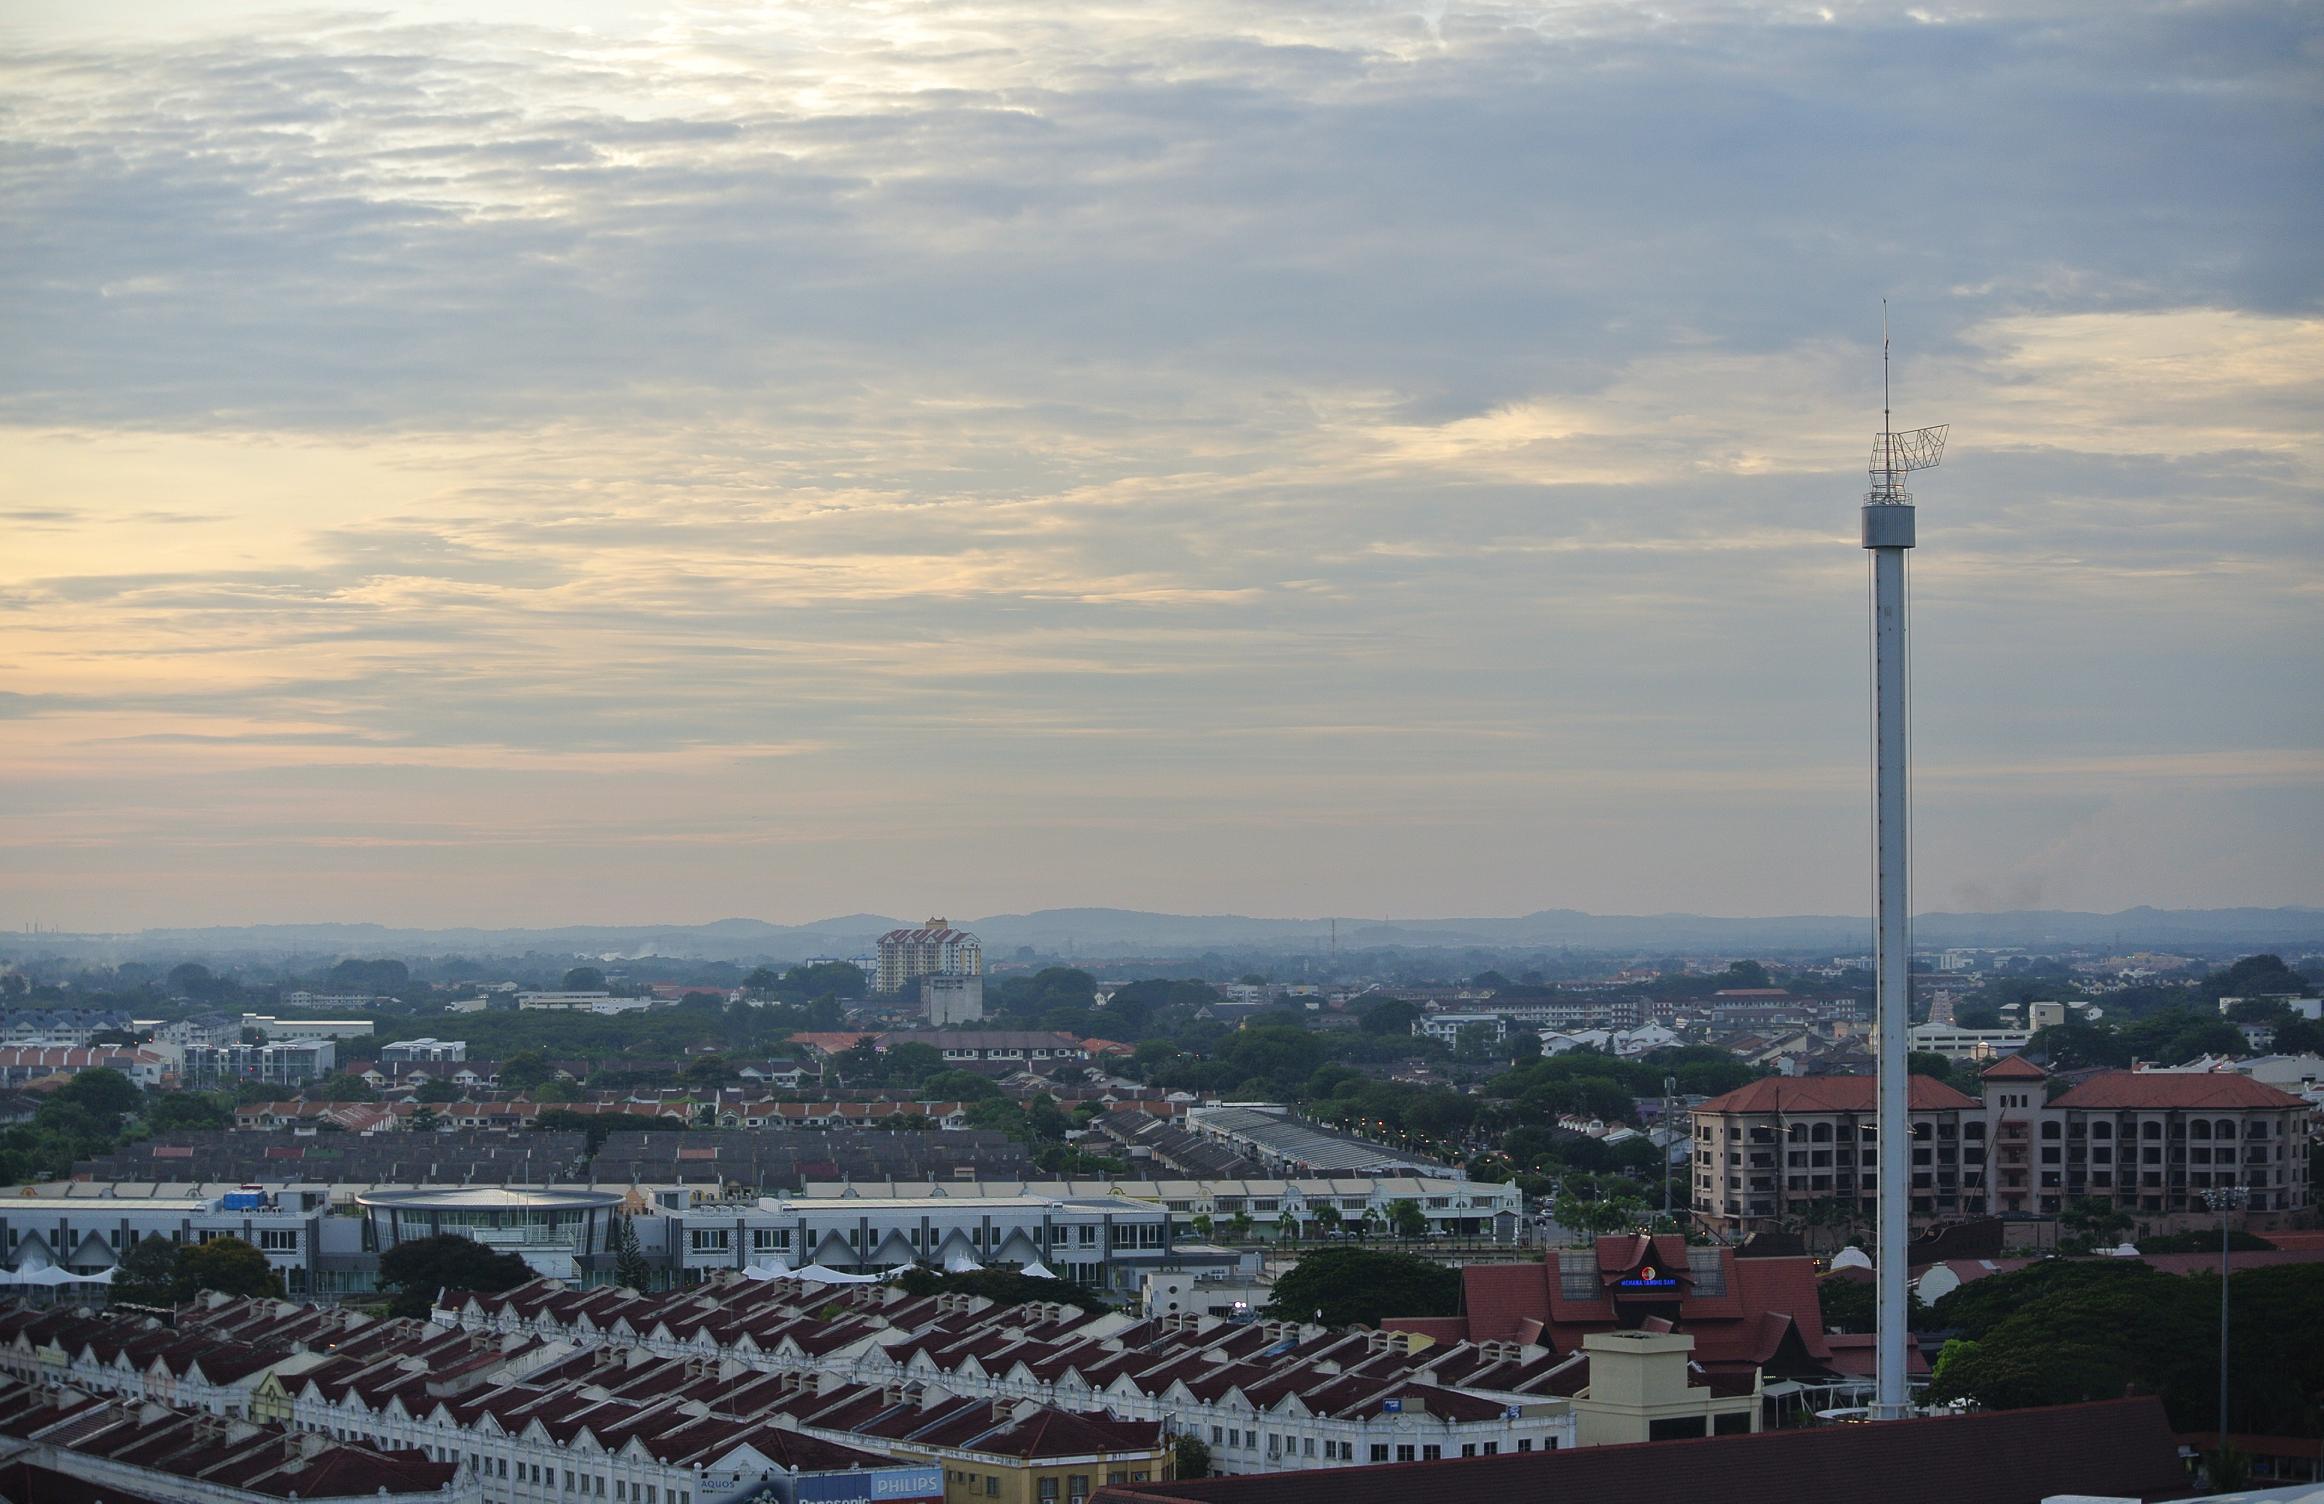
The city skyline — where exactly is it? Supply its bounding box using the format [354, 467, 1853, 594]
[3, 0, 2318, 931]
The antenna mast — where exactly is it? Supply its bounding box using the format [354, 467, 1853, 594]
[1862, 313, 1945, 1422]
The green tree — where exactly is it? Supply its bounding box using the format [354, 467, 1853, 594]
[144, 1091, 232, 1133]
[1361, 1000, 1421, 1036]
[562, 966, 607, 991]
[377, 1234, 537, 1319]
[610, 1215, 655, 1291]
[2057, 1196, 2133, 1252]
[111, 1235, 182, 1306]
[1721, 960, 1772, 989]
[1172, 1434, 1212, 1480]
[1262, 1246, 1461, 1328]
[499, 1051, 554, 1092]
[177, 1236, 285, 1300]
[1384, 1198, 1427, 1238]
[55, 1066, 142, 1124]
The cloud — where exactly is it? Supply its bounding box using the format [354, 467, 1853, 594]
[0, 0, 2317, 926]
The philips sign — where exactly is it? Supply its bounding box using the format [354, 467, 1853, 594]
[794, 1467, 944, 1504]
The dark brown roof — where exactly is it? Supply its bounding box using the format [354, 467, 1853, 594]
[1093, 1397, 2186, 1504]
[2050, 1071, 2305, 1110]
[1697, 1075, 1976, 1113]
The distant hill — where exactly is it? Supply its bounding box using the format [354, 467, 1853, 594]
[7, 905, 2319, 965]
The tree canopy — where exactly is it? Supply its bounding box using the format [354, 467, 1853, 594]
[1262, 1246, 1461, 1328]
[376, 1234, 537, 1319]
[1928, 1259, 2324, 1436]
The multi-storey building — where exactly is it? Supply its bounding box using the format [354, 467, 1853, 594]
[181, 1038, 336, 1087]
[1974, 1056, 2309, 1224]
[1692, 1058, 2313, 1236]
[877, 919, 984, 995]
[1688, 1075, 1980, 1238]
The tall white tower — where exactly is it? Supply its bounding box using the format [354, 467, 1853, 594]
[1863, 315, 1944, 1420]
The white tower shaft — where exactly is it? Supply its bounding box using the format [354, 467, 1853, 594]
[1864, 499, 1913, 1419]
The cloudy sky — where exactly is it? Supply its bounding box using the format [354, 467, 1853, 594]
[1, 0, 2317, 932]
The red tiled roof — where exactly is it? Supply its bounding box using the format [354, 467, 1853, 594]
[1091, 1397, 2185, 1504]
[1697, 1075, 1976, 1113]
[1978, 1054, 2047, 1080]
[2049, 1071, 2305, 1110]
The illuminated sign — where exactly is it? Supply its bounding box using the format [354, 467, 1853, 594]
[1615, 1263, 1679, 1290]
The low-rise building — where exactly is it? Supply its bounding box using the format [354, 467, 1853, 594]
[242, 1013, 376, 1041]
[181, 1038, 336, 1088]
[0, 1043, 172, 1087]
[1563, 1330, 1762, 1445]
[1906, 1022, 2033, 1061]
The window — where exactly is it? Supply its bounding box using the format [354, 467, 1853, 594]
[259, 1229, 299, 1252]
[1421, 1445, 1441, 1461]
[1482, 1443, 1498, 1456]
[1517, 1439, 1533, 1453]
[1714, 1412, 1752, 1436]
[1370, 1446, 1389, 1463]
[1649, 1418, 1706, 1442]
[1040, 1480, 1059, 1502]
[689, 1229, 729, 1253]
[1396, 1446, 1415, 1463]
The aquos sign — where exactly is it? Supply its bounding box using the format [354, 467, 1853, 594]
[793, 1466, 946, 1503]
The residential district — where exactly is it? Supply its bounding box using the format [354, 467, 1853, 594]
[0, 922, 2319, 1504]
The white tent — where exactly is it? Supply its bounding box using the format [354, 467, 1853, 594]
[942, 1248, 983, 1275]
[791, 1263, 889, 1285]
[0, 1265, 114, 1286]
[1019, 1261, 1059, 1281]
[1829, 1246, 1874, 1271]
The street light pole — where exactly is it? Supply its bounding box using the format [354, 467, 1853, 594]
[2203, 1184, 2248, 1467]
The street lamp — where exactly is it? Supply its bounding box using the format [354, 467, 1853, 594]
[2202, 1184, 2249, 1468]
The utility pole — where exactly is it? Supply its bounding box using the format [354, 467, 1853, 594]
[2204, 1184, 2248, 1468]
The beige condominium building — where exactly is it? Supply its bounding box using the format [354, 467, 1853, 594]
[878, 917, 985, 994]
[1693, 1056, 2311, 1238]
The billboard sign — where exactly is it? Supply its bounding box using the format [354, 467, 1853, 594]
[794, 1466, 945, 1503]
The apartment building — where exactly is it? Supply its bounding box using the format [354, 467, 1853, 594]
[1693, 1057, 2313, 1235]
[1688, 1074, 1981, 1237]
[1975, 1055, 2309, 1224]
[877, 920, 985, 995]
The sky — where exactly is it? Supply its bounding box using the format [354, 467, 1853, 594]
[0, 0, 2318, 932]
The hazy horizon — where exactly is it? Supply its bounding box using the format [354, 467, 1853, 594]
[4, 0, 2318, 932]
